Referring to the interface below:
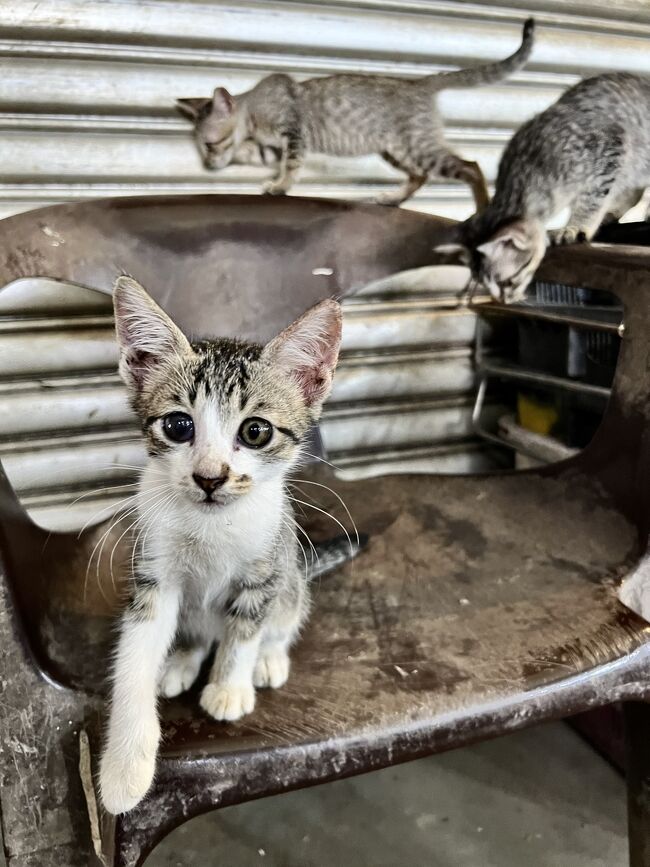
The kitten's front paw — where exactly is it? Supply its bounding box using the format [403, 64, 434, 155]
[548, 226, 588, 247]
[159, 648, 203, 698]
[99, 720, 160, 814]
[200, 682, 255, 721]
[253, 648, 290, 689]
[262, 179, 289, 196]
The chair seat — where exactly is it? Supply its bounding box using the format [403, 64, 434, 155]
[157, 465, 647, 763]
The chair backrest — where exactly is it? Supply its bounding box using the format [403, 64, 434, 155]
[0, 194, 454, 342]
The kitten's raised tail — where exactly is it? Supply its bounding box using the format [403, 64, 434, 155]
[307, 533, 369, 581]
[432, 18, 535, 90]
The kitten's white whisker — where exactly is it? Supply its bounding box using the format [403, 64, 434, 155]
[109, 488, 176, 587]
[290, 516, 319, 567]
[302, 451, 342, 471]
[282, 516, 309, 580]
[84, 485, 170, 601]
[131, 490, 179, 577]
[289, 478, 359, 547]
[84, 499, 142, 595]
[77, 493, 140, 538]
[276, 518, 293, 575]
[77, 481, 169, 538]
[280, 504, 309, 569]
[287, 495, 354, 559]
[67, 481, 142, 508]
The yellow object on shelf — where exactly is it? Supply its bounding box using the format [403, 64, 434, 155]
[517, 393, 559, 436]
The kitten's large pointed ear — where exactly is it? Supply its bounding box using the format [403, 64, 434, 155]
[263, 299, 342, 409]
[113, 276, 192, 391]
[175, 97, 210, 120]
[476, 219, 532, 256]
[212, 87, 235, 117]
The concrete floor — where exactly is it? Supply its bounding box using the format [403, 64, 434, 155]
[146, 722, 627, 867]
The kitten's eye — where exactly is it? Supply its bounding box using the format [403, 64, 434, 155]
[162, 412, 194, 443]
[238, 417, 273, 449]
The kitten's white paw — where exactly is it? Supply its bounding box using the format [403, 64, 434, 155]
[159, 649, 203, 698]
[253, 648, 290, 689]
[200, 682, 255, 721]
[99, 719, 160, 814]
[262, 179, 289, 196]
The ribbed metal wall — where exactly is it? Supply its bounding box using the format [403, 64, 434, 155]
[1, 0, 648, 529]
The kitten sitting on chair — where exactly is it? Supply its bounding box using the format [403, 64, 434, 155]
[176, 19, 535, 208]
[437, 72, 650, 303]
[99, 277, 349, 814]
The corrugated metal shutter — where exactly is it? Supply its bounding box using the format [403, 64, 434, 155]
[1, 0, 648, 529]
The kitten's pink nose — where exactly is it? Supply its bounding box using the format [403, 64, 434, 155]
[193, 473, 228, 494]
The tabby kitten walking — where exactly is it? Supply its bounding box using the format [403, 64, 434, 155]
[177, 19, 535, 207]
[438, 72, 650, 303]
[99, 277, 343, 814]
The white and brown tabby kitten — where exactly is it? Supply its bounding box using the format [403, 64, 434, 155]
[99, 277, 343, 814]
[438, 72, 650, 303]
[176, 20, 535, 207]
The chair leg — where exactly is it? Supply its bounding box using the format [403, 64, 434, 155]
[625, 702, 650, 866]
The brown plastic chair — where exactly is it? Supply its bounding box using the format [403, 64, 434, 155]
[1, 195, 650, 867]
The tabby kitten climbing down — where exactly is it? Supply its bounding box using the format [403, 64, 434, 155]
[177, 19, 535, 207]
[438, 72, 650, 303]
[99, 277, 345, 814]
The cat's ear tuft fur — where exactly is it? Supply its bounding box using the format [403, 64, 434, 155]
[476, 219, 534, 256]
[263, 299, 342, 409]
[175, 97, 211, 121]
[212, 87, 235, 117]
[113, 276, 192, 391]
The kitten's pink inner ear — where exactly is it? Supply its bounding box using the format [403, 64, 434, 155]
[264, 299, 342, 408]
[480, 220, 532, 253]
[113, 275, 192, 389]
[212, 87, 235, 116]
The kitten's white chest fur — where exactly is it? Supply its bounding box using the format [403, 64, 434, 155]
[140, 473, 285, 598]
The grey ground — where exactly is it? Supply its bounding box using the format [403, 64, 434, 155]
[146, 721, 627, 867]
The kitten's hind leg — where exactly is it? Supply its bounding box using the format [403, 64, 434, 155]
[374, 152, 426, 206]
[159, 641, 210, 698]
[200, 627, 261, 721]
[253, 638, 291, 689]
[262, 127, 304, 196]
[253, 594, 305, 689]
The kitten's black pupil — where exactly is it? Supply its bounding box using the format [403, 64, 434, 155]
[239, 417, 272, 449]
[162, 412, 194, 443]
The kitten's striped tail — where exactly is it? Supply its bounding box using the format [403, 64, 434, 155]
[431, 18, 534, 91]
[307, 533, 369, 581]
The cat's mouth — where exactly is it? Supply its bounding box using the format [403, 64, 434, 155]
[194, 492, 234, 509]
[199, 496, 224, 507]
